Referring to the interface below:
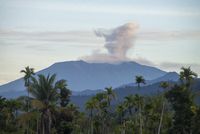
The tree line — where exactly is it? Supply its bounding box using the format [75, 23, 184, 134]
[0, 67, 200, 134]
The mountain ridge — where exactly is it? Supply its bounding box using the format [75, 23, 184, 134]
[0, 60, 174, 98]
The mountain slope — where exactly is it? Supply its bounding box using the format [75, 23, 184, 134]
[71, 79, 200, 110]
[119, 72, 179, 88]
[0, 60, 167, 98]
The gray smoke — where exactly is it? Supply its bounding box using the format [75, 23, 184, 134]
[83, 22, 139, 63]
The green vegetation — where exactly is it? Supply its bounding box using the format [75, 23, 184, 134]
[0, 67, 200, 134]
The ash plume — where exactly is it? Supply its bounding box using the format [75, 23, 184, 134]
[82, 22, 139, 63]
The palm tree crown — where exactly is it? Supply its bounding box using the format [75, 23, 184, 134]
[124, 95, 135, 115]
[55, 79, 71, 107]
[180, 67, 197, 88]
[21, 66, 35, 87]
[30, 74, 58, 104]
[104, 87, 116, 106]
[135, 76, 146, 88]
[160, 82, 169, 90]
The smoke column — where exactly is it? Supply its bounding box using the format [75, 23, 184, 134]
[83, 22, 139, 63]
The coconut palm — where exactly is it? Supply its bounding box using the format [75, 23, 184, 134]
[104, 87, 116, 107]
[55, 79, 71, 107]
[134, 94, 144, 134]
[135, 76, 145, 134]
[116, 103, 125, 124]
[29, 74, 60, 134]
[116, 103, 126, 134]
[85, 98, 98, 134]
[86, 98, 97, 119]
[21, 66, 35, 112]
[20, 66, 35, 134]
[94, 92, 107, 113]
[180, 67, 197, 88]
[135, 76, 146, 88]
[160, 82, 169, 90]
[124, 95, 135, 116]
[157, 82, 169, 134]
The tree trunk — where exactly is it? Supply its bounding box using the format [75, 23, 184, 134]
[28, 88, 30, 112]
[122, 121, 125, 134]
[90, 109, 93, 134]
[41, 115, 45, 134]
[47, 109, 51, 134]
[40, 109, 51, 134]
[36, 116, 39, 134]
[27, 87, 30, 134]
[157, 101, 165, 134]
[139, 101, 142, 134]
[91, 120, 93, 134]
[128, 107, 132, 116]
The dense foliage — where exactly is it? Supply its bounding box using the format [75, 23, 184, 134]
[0, 67, 200, 134]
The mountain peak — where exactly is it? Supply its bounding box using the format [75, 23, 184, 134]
[0, 60, 168, 98]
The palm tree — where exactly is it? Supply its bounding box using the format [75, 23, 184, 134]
[104, 87, 116, 107]
[94, 92, 107, 114]
[55, 79, 71, 107]
[85, 98, 98, 134]
[134, 94, 144, 134]
[116, 103, 125, 124]
[124, 95, 135, 116]
[91, 92, 110, 134]
[180, 67, 197, 88]
[86, 98, 97, 119]
[29, 74, 60, 134]
[135, 76, 146, 88]
[160, 82, 169, 90]
[135, 76, 145, 134]
[157, 82, 169, 134]
[21, 66, 35, 134]
[116, 104, 126, 134]
[21, 66, 35, 112]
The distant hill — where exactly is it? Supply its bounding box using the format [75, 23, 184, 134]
[71, 79, 200, 111]
[71, 82, 169, 110]
[119, 72, 179, 87]
[0, 60, 168, 98]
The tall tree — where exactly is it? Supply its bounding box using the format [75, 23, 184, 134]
[21, 66, 35, 134]
[180, 67, 197, 88]
[166, 84, 195, 134]
[116, 103, 125, 124]
[157, 82, 169, 134]
[116, 103, 126, 134]
[124, 95, 135, 116]
[29, 74, 60, 134]
[21, 66, 35, 112]
[135, 76, 146, 88]
[104, 87, 116, 107]
[134, 94, 144, 134]
[85, 98, 98, 134]
[55, 79, 71, 107]
[135, 76, 145, 134]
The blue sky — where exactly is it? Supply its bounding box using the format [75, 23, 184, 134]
[0, 0, 200, 84]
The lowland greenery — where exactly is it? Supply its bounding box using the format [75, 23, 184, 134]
[0, 67, 200, 134]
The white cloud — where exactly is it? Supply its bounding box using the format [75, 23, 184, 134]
[2, 1, 200, 17]
[137, 31, 200, 40]
[0, 30, 104, 46]
[159, 62, 200, 75]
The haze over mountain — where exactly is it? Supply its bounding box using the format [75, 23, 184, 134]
[120, 71, 179, 88]
[0, 60, 179, 98]
[71, 78, 200, 110]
